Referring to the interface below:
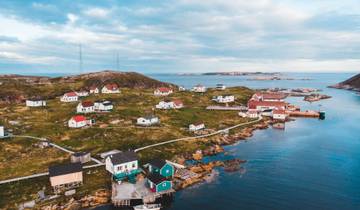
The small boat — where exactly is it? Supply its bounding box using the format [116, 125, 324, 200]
[133, 204, 161, 210]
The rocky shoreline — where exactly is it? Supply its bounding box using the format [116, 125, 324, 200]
[39, 119, 271, 210]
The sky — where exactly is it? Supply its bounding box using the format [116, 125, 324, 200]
[0, 0, 360, 74]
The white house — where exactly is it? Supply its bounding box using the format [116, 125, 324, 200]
[155, 100, 183, 109]
[137, 115, 159, 126]
[60, 92, 78, 102]
[76, 101, 95, 113]
[247, 110, 259, 119]
[94, 100, 113, 112]
[238, 112, 247, 118]
[89, 86, 99, 94]
[216, 84, 226, 90]
[0, 126, 4, 137]
[213, 95, 235, 103]
[189, 123, 205, 131]
[178, 86, 186, 91]
[154, 87, 173, 96]
[76, 90, 89, 97]
[273, 109, 287, 121]
[192, 84, 206, 93]
[26, 99, 46, 107]
[105, 151, 140, 180]
[101, 84, 120, 94]
[68, 115, 92, 128]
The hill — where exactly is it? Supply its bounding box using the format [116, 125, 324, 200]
[329, 73, 360, 91]
[0, 70, 175, 104]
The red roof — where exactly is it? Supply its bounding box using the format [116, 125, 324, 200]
[248, 100, 286, 109]
[173, 99, 183, 106]
[72, 115, 86, 122]
[81, 101, 94, 107]
[65, 92, 78, 97]
[273, 109, 286, 115]
[157, 87, 172, 93]
[105, 83, 119, 90]
[253, 92, 286, 100]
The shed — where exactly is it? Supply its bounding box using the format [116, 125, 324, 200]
[71, 152, 91, 164]
[49, 162, 83, 193]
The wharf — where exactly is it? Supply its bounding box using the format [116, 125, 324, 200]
[288, 110, 320, 118]
[111, 180, 174, 207]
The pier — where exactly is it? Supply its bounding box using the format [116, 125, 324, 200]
[288, 110, 320, 118]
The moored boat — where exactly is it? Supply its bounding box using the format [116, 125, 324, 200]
[133, 203, 161, 210]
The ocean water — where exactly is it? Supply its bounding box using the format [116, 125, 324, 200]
[97, 72, 360, 210]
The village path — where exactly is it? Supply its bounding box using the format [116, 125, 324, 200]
[0, 117, 261, 185]
[134, 116, 262, 152]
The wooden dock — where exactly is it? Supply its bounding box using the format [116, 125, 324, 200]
[288, 110, 320, 118]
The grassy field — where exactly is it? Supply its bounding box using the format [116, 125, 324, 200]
[0, 86, 254, 208]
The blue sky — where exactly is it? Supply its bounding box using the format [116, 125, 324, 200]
[0, 0, 360, 74]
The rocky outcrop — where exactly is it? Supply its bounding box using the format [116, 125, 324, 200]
[329, 73, 360, 92]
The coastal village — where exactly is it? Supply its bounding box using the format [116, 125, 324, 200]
[0, 71, 327, 209]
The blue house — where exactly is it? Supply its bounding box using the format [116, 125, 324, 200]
[147, 173, 172, 193]
[148, 159, 174, 178]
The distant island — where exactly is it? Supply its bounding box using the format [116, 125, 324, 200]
[329, 73, 360, 92]
[202, 71, 280, 76]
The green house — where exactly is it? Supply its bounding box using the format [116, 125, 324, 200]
[148, 159, 174, 178]
[147, 173, 172, 193]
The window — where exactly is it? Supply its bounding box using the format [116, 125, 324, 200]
[125, 165, 128, 169]
[132, 163, 136, 168]
[118, 166, 122, 171]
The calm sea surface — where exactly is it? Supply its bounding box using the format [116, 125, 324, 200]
[98, 72, 360, 210]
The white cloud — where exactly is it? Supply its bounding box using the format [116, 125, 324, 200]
[67, 13, 78, 24]
[83, 8, 110, 18]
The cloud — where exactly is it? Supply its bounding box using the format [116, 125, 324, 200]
[0, 0, 359, 73]
[83, 8, 110, 18]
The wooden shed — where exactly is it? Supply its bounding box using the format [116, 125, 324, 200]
[49, 162, 83, 193]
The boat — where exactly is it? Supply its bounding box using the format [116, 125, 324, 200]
[133, 204, 162, 210]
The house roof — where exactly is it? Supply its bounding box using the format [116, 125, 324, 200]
[192, 122, 204, 126]
[89, 86, 98, 90]
[49, 162, 82, 177]
[254, 92, 287, 100]
[72, 151, 90, 157]
[248, 100, 286, 109]
[109, 150, 138, 165]
[81, 101, 94, 107]
[144, 115, 157, 120]
[148, 173, 167, 185]
[149, 159, 167, 169]
[173, 100, 183, 106]
[273, 109, 286, 115]
[157, 87, 172, 92]
[65, 92, 78, 97]
[104, 83, 119, 90]
[71, 115, 86, 122]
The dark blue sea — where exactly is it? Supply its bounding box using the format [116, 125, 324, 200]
[95, 72, 360, 210]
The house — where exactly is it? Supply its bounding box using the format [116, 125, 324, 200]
[273, 109, 287, 121]
[247, 110, 259, 119]
[212, 95, 235, 103]
[100, 149, 121, 159]
[248, 100, 287, 111]
[60, 92, 78, 102]
[189, 122, 205, 131]
[48, 162, 83, 193]
[26, 98, 46, 107]
[0, 126, 4, 137]
[216, 84, 226, 90]
[105, 151, 141, 181]
[89, 86, 99, 94]
[137, 115, 159, 126]
[68, 115, 93, 128]
[147, 174, 172, 193]
[154, 87, 173, 96]
[148, 159, 174, 178]
[191, 84, 206, 93]
[76, 90, 89, 97]
[155, 100, 183, 109]
[178, 86, 186, 91]
[238, 112, 247, 118]
[71, 152, 91, 164]
[76, 101, 95, 113]
[101, 84, 120, 94]
[251, 92, 287, 102]
[94, 100, 113, 112]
